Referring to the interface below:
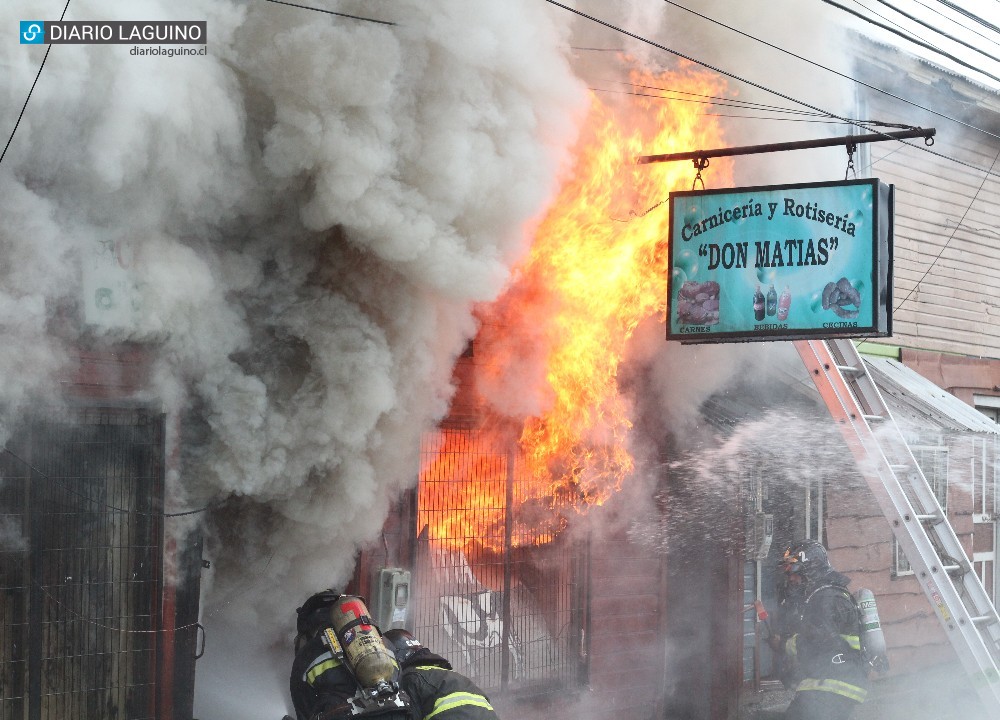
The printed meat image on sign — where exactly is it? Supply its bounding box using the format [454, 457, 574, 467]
[821, 277, 862, 319]
[677, 280, 720, 325]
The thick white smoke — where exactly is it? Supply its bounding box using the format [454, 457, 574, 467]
[0, 1, 587, 709]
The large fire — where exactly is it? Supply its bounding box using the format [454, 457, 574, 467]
[419, 63, 734, 555]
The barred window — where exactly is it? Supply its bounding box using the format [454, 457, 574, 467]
[911, 445, 949, 514]
[415, 429, 587, 695]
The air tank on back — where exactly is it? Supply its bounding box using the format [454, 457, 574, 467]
[328, 595, 398, 690]
[855, 587, 889, 673]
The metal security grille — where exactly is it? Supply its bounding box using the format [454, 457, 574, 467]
[414, 428, 588, 696]
[0, 409, 164, 720]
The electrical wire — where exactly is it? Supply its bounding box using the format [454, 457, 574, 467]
[613, 79, 932, 129]
[848, 0, 931, 46]
[655, 0, 1000, 144]
[0, 0, 72, 169]
[618, 79, 839, 117]
[913, 0, 1000, 52]
[891, 145, 1000, 313]
[547, 0, 1000, 181]
[262, 0, 395, 26]
[587, 87, 864, 125]
[866, 0, 1000, 66]
[589, 85, 833, 118]
[934, 0, 1000, 37]
[820, 0, 1000, 85]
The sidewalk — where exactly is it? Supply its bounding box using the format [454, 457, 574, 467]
[739, 663, 991, 720]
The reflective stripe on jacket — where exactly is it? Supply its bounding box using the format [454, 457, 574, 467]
[424, 689, 495, 720]
[796, 677, 869, 703]
[401, 664, 499, 720]
[305, 651, 343, 685]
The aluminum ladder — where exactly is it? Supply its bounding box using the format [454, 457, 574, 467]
[795, 337, 1000, 710]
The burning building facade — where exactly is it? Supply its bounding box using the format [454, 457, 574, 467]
[346, 26, 1000, 720]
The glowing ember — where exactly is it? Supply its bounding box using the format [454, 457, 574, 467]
[420, 63, 734, 553]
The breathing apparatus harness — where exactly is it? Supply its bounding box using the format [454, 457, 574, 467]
[312, 603, 409, 718]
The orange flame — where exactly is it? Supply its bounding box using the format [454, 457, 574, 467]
[420, 63, 734, 554]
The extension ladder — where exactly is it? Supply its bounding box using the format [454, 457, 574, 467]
[795, 338, 1000, 711]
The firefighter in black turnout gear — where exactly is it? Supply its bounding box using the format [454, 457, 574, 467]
[291, 590, 359, 720]
[290, 590, 410, 720]
[769, 540, 869, 720]
[383, 629, 500, 720]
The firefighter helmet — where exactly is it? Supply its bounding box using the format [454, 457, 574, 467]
[779, 539, 831, 580]
[295, 589, 341, 637]
[383, 628, 451, 670]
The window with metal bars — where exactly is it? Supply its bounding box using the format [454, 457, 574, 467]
[412, 428, 588, 697]
[0, 409, 164, 720]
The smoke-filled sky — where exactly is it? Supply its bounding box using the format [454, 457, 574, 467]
[3, 1, 998, 718]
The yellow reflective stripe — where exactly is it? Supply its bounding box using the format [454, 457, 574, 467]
[305, 656, 342, 685]
[424, 691, 494, 720]
[796, 678, 868, 702]
[840, 634, 861, 651]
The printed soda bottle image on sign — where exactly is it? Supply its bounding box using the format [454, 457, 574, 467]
[777, 286, 791, 321]
[753, 285, 765, 321]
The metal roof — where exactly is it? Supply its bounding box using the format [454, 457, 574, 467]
[864, 356, 1000, 435]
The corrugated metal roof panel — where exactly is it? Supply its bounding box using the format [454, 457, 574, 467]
[864, 356, 1000, 434]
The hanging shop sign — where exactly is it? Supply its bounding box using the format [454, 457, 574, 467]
[666, 178, 893, 343]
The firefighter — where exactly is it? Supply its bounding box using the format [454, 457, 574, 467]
[768, 540, 869, 720]
[382, 628, 500, 720]
[290, 590, 413, 720]
[290, 590, 359, 720]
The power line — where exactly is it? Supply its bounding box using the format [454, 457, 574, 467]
[548, 0, 870, 134]
[0, 0, 72, 168]
[262, 0, 395, 25]
[866, 0, 1000, 67]
[934, 0, 1000, 38]
[891, 145, 1000, 312]
[590, 85, 855, 124]
[913, 0, 1000, 52]
[652, 0, 1000, 146]
[848, 0, 930, 46]
[590, 84, 833, 118]
[571, 2, 1000, 174]
[619, 79, 838, 116]
[820, 0, 1000, 85]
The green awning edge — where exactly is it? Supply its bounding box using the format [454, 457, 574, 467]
[854, 341, 900, 359]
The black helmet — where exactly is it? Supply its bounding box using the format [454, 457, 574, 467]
[383, 628, 451, 670]
[296, 589, 341, 637]
[779, 539, 831, 580]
